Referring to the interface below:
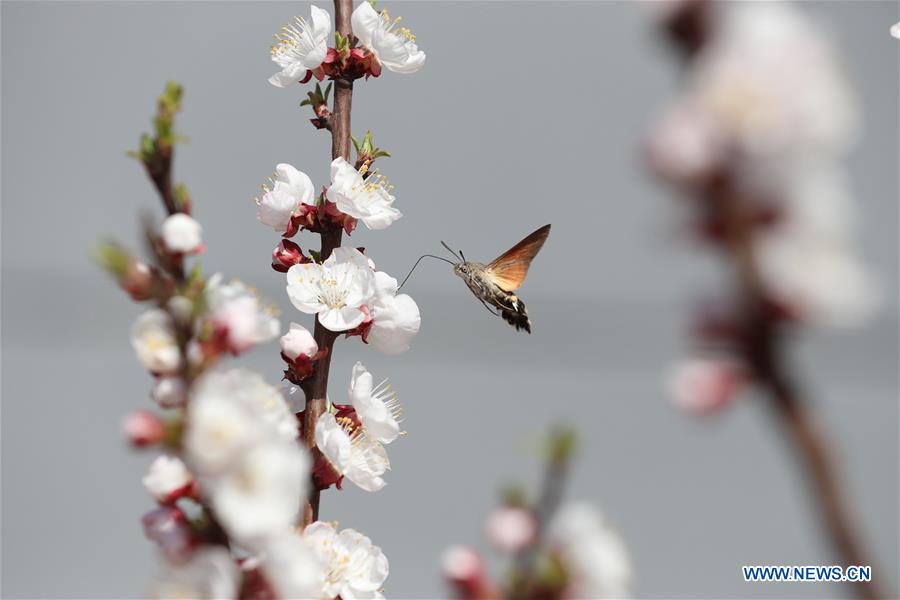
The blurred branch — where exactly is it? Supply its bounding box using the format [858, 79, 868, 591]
[710, 172, 885, 600]
[656, 5, 889, 596]
[510, 428, 577, 599]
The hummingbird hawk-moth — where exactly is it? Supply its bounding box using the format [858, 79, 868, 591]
[401, 224, 551, 333]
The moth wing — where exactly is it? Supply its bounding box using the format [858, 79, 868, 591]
[485, 224, 551, 292]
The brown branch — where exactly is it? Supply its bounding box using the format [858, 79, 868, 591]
[300, 0, 354, 528]
[144, 148, 179, 217]
[710, 173, 886, 600]
[658, 8, 888, 594]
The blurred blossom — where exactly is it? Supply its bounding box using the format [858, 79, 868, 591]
[204, 274, 280, 354]
[666, 356, 746, 415]
[148, 546, 239, 600]
[287, 247, 375, 332]
[367, 271, 421, 355]
[327, 157, 402, 230]
[131, 309, 182, 375]
[151, 376, 187, 409]
[281, 322, 319, 360]
[166, 295, 195, 327]
[207, 441, 309, 549]
[688, 2, 858, 157]
[184, 368, 309, 548]
[484, 506, 537, 554]
[303, 521, 389, 599]
[143, 455, 193, 504]
[258, 532, 326, 599]
[185, 368, 298, 475]
[756, 229, 880, 328]
[142, 506, 198, 563]
[647, 1, 878, 330]
[892, 22, 900, 38]
[548, 503, 632, 599]
[349, 362, 402, 444]
[645, 103, 723, 187]
[441, 545, 492, 600]
[123, 410, 166, 447]
[352, 1, 426, 75]
[315, 411, 390, 492]
[161, 213, 204, 254]
[269, 6, 331, 88]
[257, 163, 316, 234]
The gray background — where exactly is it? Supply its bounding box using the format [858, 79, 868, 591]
[2, 1, 897, 598]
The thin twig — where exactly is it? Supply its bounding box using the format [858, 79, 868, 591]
[299, 0, 354, 528]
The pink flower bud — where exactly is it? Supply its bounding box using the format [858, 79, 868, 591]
[484, 506, 537, 554]
[142, 506, 198, 562]
[123, 410, 166, 447]
[280, 322, 318, 360]
[121, 261, 156, 301]
[442, 545, 495, 600]
[272, 240, 308, 273]
[666, 357, 747, 415]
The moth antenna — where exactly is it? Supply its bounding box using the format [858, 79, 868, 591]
[398, 254, 456, 290]
[440, 241, 462, 262]
[459, 249, 466, 262]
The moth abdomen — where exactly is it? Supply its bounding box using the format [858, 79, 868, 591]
[500, 294, 531, 334]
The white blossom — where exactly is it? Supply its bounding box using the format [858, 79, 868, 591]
[327, 157, 402, 230]
[207, 441, 310, 548]
[352, 1, 426, 74]
[687, 2, 858, 158]
[349, 362, 401, 444]
[548, 503, 632, 599]
[185, 368, 298, 475]
[142, 455, 193, 503]
[131, 309, 182, 375]
[150, 376, 187, 409]
[315, 412, 389, 492]
[287, 247, 375, 332]
[148, 547, 239, 600]
[281, 322, 319, 360]
[257, 163, 316, 233]
[269, 5, 331, 87]
[367, 271, 421, 355]
[258, 532, 327, 599]
[304, 521, 389, 599]
[892, 22, 900, 39]
[484, 506, 537, 554]
[205, 274, 280, 353]
[161, 213, 203, 254]
[756, 227, 880, 328]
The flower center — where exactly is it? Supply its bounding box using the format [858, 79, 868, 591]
[380, 10, 416, 42]
[318, 277, 349, 309]
[271, 16, 317, 61]
[142, 330, 172, 352]
[350, 161, 393, 197]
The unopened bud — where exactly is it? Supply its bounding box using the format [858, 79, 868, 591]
[485, 506, 537, 554]
[272, 239, 308, 273]
[123, 410, 166, 447]
[280, 322, 318, 360]
[151, 376, 188, 409]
